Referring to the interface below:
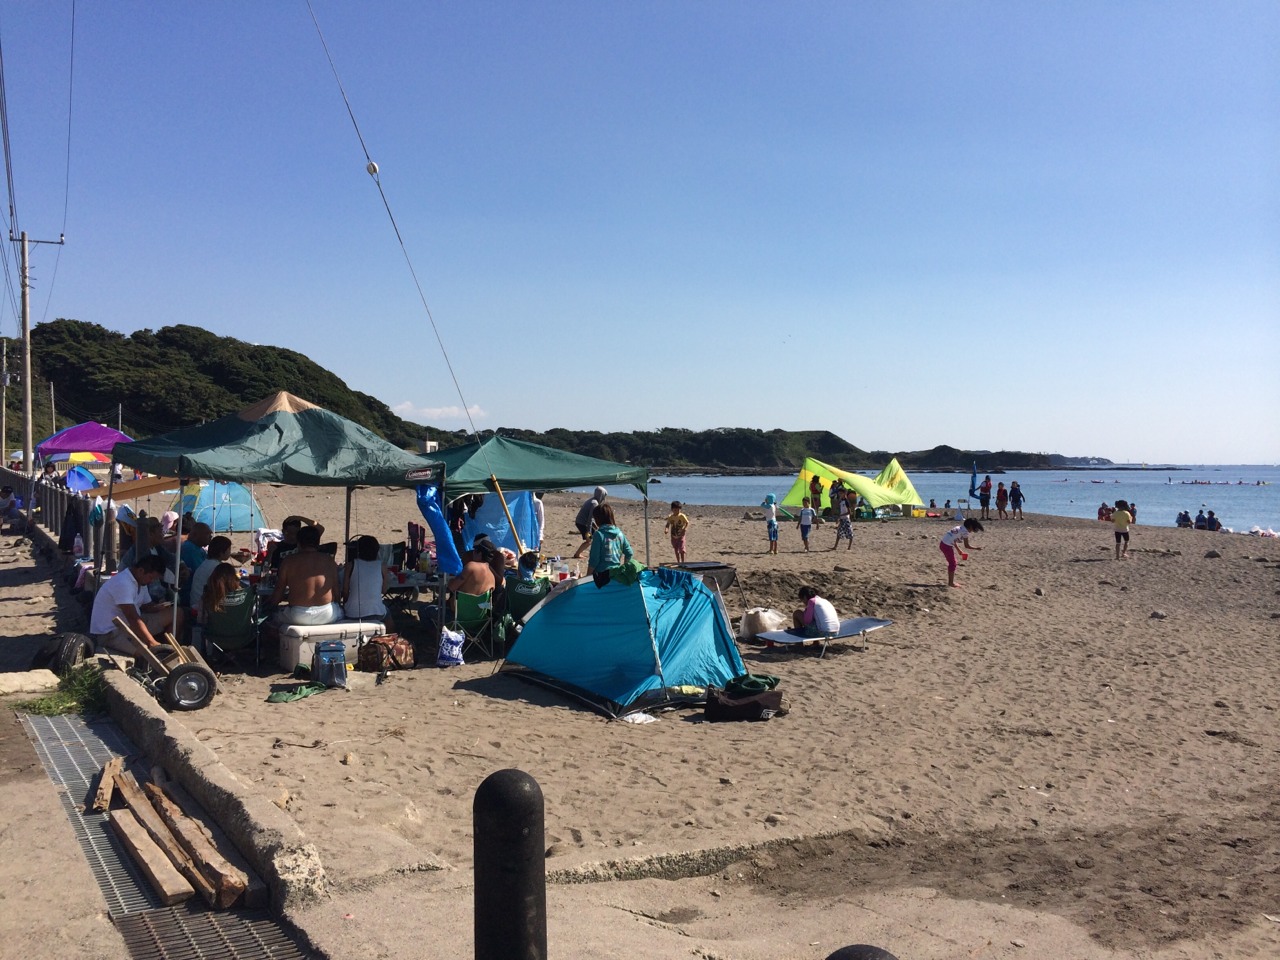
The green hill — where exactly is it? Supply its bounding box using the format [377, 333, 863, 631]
[2, 319, 1104, 472]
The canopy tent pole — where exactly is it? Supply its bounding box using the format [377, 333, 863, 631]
[489, 475, 525, 556]
[169, 479, 187, 639]
[643, 496, 650, 567]
[344, 487, 353, 545]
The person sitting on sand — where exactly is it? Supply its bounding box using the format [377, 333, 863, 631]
[792, 585, 839, 635]
[940, 518, 983, 588]
[1098, 502, 1113, 522]
[1176, 510, 1192, 528]
[1194, 509, 1208, 530]
[1205, 510, 1222, 532]
[267, 524, 342, 626]
[0, 485, 19, 520]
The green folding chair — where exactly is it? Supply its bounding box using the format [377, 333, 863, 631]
[202, 587, 260, 667]
[448, 589, 495, 661]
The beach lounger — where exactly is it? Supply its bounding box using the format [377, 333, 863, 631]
[755, 616, 893, 658]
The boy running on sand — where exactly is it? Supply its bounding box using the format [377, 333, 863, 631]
[664, 500, 690, 563]
[940, 518, 983, 588]
[797, 497, 816, 552]
[762, 493, 780, 555]
[1112, 499, 1133, 560]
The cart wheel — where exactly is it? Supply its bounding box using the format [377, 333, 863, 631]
[163, 663, 217, 711]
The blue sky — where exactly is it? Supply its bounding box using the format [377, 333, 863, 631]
[2, 2, 1276, 464]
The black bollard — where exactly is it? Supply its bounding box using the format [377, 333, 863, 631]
[824, 946, 899, 960]
[474, 769, 547, 960]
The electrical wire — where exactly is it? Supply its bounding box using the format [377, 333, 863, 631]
[38, 0, 76, 324]
[0, 19, 24, 334]
[305, 2, 495, 483]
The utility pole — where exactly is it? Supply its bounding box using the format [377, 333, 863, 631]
[2, 339, 7, 468]
[14, 230, 65, 473]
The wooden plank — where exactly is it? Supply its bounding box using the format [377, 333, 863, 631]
[115, 769, 218, 907]
[160, 780, 269, 909]
[91, 757, 124, 812]
[144, 782, 247, 909]
[108, 808, 195, 905]
[162, 632, 190, 664]
[112, 616, 170, 676]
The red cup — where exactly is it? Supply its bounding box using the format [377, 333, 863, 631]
[558, 571, 569, 582]
[248, 574, 261, 586]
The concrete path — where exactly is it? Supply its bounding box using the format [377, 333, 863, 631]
[0, 530, 123, 958]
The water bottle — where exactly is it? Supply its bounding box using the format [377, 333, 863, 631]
[72, 534, 84, 558]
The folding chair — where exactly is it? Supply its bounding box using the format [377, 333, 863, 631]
[201, 587, 260, 667]
[448, 589, 495, 661]
[505, 575, 551, 625]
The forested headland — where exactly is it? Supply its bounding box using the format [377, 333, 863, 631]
[3, 320, 1108, 472]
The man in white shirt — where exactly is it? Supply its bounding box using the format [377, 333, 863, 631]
[89, 555, 176, 654]
[792, 585, 839, 635]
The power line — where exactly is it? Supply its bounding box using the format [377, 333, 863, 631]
[38, 0, 76, 324]
[305, 1, 487, 470]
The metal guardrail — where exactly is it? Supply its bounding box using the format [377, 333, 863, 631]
[1, 465, 118, 572]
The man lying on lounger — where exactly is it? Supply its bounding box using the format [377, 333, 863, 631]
[792, 585, 839, 635]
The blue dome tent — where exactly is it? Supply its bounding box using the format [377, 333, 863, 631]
[172, 480, 268, 533]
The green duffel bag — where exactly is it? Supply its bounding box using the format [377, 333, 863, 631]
[724, 673, 780, 699]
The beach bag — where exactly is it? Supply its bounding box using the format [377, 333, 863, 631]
[357, 634, 415, 672]
[704, 685, 788, 722]
[436, 626, 465, 667]
[311, 640, 349, 689]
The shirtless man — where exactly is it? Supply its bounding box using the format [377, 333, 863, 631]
[268, 525, 341, 625]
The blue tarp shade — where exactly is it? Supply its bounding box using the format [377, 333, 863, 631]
[173, 481, 268, 533]
[462, 491, 538, 554]
[502, 567, 745, 717]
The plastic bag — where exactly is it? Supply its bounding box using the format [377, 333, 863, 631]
[437, 626, 465, 667]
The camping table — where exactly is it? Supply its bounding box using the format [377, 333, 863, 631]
[384, 571, 431, 604]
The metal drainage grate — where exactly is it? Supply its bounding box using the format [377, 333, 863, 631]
[22, 713, 311, 959]
[116, 902, 306, 960]
[22, 713, 166, 916]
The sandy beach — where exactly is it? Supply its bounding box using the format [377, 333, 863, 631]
[169, 487, 1280, 958]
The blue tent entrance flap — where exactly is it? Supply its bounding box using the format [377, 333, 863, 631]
[462, 490, 539, 554]
[501, 567, 745, 718]
[173, 481, 268, 532]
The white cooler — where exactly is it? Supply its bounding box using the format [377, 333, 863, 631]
[278, 620, 386, 672]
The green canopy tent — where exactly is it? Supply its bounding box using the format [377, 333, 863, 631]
[433, 434, 651, 561]
[105, 392, 444, 585]
[781, 456, 924, 514]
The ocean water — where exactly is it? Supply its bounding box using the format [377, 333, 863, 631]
[586, 465, 1280, 534]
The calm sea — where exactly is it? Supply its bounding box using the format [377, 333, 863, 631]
[585, 465, 1280, 534]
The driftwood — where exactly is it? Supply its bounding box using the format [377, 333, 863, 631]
[91, 757, 124, 812]
[108, 808, 195, 905]
[158, 779, 269, 909]
[114, 769, 218, 907]
[144, 781, 248, 908]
